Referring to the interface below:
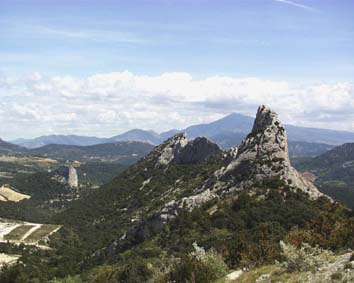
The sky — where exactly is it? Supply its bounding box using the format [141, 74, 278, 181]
[0, 0, 353, 140]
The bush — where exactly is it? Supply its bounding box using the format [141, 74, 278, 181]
[280, 241, 334, 272]
[169, 242, 228, 283]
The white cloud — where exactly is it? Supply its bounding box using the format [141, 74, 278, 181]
[0, 71, 353, 140]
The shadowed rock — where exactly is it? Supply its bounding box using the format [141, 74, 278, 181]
[174, 137, 221, 164]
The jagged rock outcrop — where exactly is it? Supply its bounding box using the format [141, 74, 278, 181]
[174, 137, 221, 164]
[53, 165, 78, 188]
[224, 146, 238, 164]
[217, 105, 323, 199]
[154, 133, 221, 166]
[155, 133, 188, 166]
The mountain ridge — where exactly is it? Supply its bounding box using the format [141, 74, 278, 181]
[10, 112, 354, 149]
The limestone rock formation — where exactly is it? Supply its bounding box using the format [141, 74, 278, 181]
[218, 105, 323, 199]
[155, 133, 188, 166]
[154, 133, 221, 166]
[67, 166, 79, 188]
[53, 165, 79, 188]
[173, 137, 221, 164]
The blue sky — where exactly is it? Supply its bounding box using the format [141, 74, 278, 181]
[0, 0, 354, 139]
[1, 0, 353, 80]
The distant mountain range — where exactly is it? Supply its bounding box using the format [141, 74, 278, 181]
[10, 113, 354, 150]
[29, 141, 154, 164]
[0, 138, 154, 164]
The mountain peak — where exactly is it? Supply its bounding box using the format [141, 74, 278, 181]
[219, 105, 324, 199]
[237, 105, 287, 160]
[252, 105, 281, 133]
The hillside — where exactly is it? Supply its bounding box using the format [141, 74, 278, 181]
[28, 141, 154, 164]
[0, 139, 27, 156]
[294, 143, 354, 208]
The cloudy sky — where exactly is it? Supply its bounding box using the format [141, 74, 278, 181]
[0, 0, 353, 140]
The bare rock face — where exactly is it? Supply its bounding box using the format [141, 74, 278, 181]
[155, 133, 188, 166]
[154, 133, 221, 166]
[224, 146, 238, 164]
[218, 105, 323, 199]
[68, 166, 79, 188]
[174, 137, 221, 164]
[53, 165, 78, 188]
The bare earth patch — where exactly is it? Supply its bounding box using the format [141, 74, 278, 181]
[0, 185, 31, 202]
[0, 218, 61, 248]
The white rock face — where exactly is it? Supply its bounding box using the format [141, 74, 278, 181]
[68, 166, 78, 188]
[219, 105, 323, 199]
[53, 165, 79, 188]
[158, 189, 218, 224]
[156, 133, 188, 166]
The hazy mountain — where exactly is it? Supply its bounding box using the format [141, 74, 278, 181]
[184, 112, 253, 138]
[12, 135, 106, 149]
[285, 125, 354, 145]
[10, 112, 354, 153]
[107, 129, 162, 144]
[287, 141, 335, 157]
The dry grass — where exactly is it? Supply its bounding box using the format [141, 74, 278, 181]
[0, 185, 31, 202]
[0, 156, 58, 164]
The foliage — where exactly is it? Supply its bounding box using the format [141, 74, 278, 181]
[280, 241, 334, 273]
[168, 242, 228, 283]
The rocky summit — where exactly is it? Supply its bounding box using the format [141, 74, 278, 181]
[214, 105, 323, 199]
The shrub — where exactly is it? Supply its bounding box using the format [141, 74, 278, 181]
[169, 242, 228, 283]
[280, 241, 334, 272]
[330, 272, 342, 280]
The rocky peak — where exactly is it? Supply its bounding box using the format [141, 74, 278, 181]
[155, 133, 188, 166]
[174, 137, 221, 164]
[219, 105, 324, 199]
[236, 104, 288, 161]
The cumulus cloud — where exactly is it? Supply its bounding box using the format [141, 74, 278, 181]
[0, 71, 353, 140]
